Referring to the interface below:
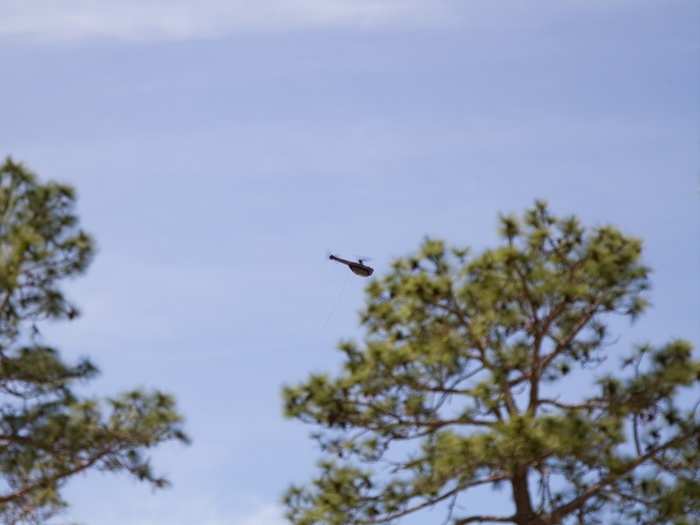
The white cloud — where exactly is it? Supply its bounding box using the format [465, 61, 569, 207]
[149, 503, 286, 525]
[0, 1, 657, 44]
[56, 499, 288, 525]
[232, 504, 286, 525]
[0, 0, 451, 42]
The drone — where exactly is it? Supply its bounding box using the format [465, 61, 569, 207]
[329, 254, 374, 277]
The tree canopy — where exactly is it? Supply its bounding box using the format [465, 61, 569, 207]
[0, 158, 187, 523]
[283, 201, 700, 525]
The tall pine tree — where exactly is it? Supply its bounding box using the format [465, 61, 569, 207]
[0, 158, 187, 523]
[283, 201, 699, 525]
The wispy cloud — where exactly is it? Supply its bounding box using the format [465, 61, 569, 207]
[0, 0, 451, 41]
[232, 504, 286, 525]
[99, 503, 287, 525]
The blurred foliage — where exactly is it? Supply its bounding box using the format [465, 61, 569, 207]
[0, 158, 188, 524]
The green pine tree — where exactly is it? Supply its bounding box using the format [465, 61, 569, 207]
[283, 201, 699, 525]
[0, 158, 188, 524]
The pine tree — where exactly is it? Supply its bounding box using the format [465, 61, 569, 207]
[283, 201, 699, 525]
[0, 158, 187, 524]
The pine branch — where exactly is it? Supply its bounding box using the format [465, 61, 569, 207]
[359, 473, 510, 525]
[546, 431, 694, 523]
[0, 446, 114, 504]
[538, 302, 601, 373]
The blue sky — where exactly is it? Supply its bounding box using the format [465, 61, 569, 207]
[1, 1, 699, 524]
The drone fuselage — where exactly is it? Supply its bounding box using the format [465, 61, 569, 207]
[329, 254, 374, 277]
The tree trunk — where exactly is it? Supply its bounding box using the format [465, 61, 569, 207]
[511, 468, 548, 525]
